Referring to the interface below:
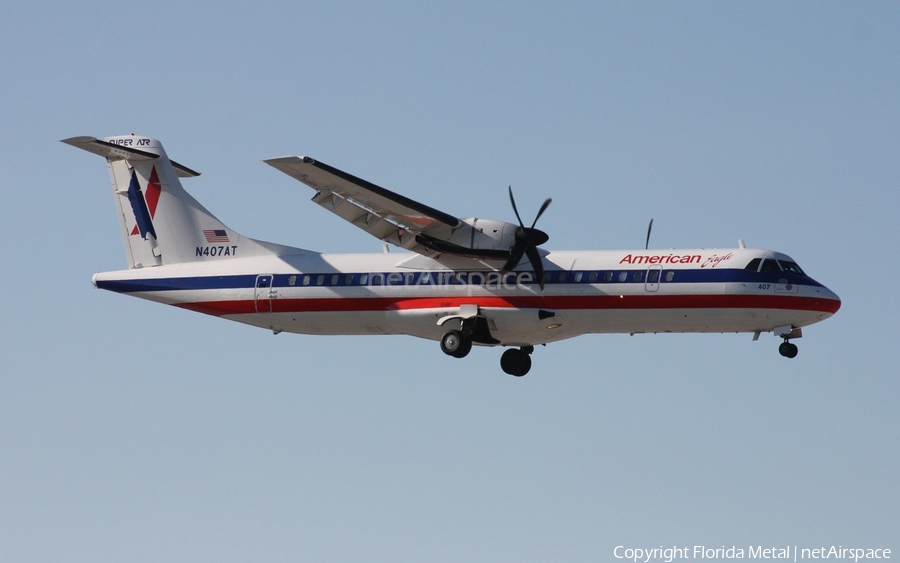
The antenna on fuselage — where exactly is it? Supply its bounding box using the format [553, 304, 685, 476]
[645, 218, 654, 250]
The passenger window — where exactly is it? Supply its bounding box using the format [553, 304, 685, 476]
[574, 272, 583, 283]
[604, 271, 614, 282]
[359, 274, 368, 285]
[634, 272, 643, 282]
[372, 274, 383, 285]
[647, 269, 660, 283]
[589, 272, 598, 283]
[316, 275, 325, 286]
[665, 271, 675, 282]
[345, 274, 353, 285]
[558, 272, 567, 283]
[302, 275, 310, 286]
[618, 272, 628, 282]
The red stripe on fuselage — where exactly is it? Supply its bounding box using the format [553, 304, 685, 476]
[175, 294, 841, 317]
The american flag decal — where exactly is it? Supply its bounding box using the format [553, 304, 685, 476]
[203, 229, 230, 243]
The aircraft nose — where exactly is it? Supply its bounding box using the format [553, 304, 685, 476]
[820, 286, 841, 315]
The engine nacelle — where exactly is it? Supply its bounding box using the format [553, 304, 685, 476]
[414, 217, 519, 260]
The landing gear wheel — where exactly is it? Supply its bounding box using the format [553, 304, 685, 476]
[778, 341, 799, 359]
[500, 348, 532, 377]
[441, 330, 472, 358]
[454, 336, 472, 358]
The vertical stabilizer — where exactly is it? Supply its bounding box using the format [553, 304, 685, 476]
[63, 135, 296, 268]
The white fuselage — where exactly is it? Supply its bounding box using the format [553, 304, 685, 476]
[93, 247, 841, 347]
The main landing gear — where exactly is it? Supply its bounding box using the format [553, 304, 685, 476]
[500, 346, 533, 377]
[440, 329, 473, 358]
[439, 312, 496, 360]
[439, 330, 536, 376]
[438, 313, 535, 375]
[438, 306, 535, 376]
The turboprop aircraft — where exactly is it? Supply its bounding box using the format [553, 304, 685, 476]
[64, 134, 841, 376]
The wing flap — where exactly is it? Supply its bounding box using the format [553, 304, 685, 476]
[317, 190, 368, 223]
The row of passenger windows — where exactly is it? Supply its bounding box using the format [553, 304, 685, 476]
[269, 269, 679, 288]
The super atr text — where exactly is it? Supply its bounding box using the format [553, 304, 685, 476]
[614, 546, 891, 563]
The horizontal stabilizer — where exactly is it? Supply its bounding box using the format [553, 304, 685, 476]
[62, 136, 201, 178]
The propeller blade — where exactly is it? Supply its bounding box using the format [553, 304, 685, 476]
[525, 245, 545, 290]
[504, 186, 551, 290]
[645, 218, 654, 250]
[508, 186, 525, 228]
[531, 198, 552, 228]
[502, 242, 526, 273]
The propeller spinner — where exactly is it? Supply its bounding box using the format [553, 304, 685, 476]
[502, 186, 552, 289]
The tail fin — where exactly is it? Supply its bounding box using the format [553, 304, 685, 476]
[63, 135, 295, 268]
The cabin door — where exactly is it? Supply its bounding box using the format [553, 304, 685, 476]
[644, 266, 662, 292]
[254, 274, 277, 313]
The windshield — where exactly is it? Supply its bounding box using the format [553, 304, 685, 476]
[777, 260, 806, 275]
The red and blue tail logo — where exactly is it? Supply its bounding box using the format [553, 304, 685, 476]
[127, 167, 162, 239]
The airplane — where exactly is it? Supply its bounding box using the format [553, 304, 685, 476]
[63, 134, 841, 376]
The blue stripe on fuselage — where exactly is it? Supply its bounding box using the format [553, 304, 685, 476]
[94, 268, 824, 294]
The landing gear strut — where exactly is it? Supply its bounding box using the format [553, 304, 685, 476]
[500, 346, 534, 377]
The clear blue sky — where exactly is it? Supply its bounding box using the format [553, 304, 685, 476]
[2, 2, 898, 561]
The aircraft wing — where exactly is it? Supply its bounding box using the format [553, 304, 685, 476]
[265, 156, 465, 255]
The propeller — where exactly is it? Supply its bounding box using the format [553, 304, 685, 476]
[502, 186, 552, 289]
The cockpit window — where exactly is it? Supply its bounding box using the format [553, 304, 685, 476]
[760, 259, 781, 272]
[744, 258, 761, 271]
[777, 260, 806, 275]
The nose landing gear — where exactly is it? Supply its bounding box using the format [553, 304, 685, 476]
[778, 339, 799, 358]
[774, 325, 801, 359]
